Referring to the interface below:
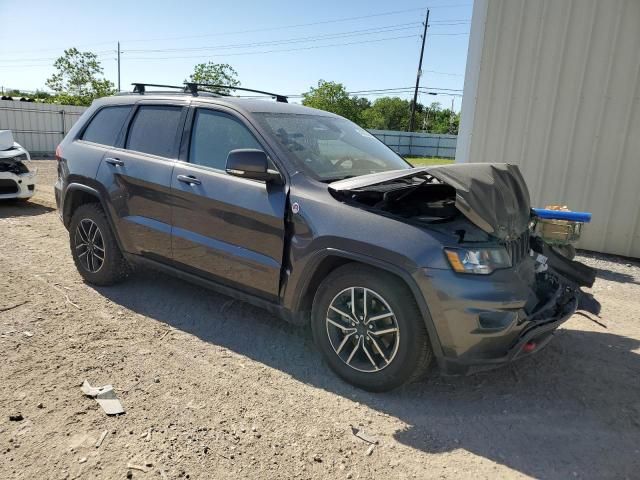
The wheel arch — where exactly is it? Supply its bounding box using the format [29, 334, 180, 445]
[62, 183, 104, 227]
[62, 183, 126, 253]
[291, 249, 444, 358]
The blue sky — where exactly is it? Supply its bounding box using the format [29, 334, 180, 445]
[1, 0, 472, 110]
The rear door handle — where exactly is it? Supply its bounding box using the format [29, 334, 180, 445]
[105, 157, 124, 166]
[177, 174, 202, 185]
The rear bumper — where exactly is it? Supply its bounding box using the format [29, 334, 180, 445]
[0, 171, 36, 199]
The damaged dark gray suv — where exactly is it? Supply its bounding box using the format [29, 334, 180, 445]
[55, 83, 600, 391]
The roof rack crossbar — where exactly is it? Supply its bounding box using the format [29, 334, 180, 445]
[185, 83, 288, 103]
[131, 83, 194, 94]
[129, 82, 287, 102]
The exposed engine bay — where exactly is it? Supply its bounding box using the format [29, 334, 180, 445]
[0, 155, 31, 175]
[332, 173, 459, 224]
[329, 163, 601, 319]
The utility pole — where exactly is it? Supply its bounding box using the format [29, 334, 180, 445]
[409, 9, 429, 132]
[117, 41, 121, 92]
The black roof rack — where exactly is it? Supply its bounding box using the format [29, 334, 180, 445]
[131, 83, 203, 95]
[184, 83, 288, 103]
[128, 82, 288, 103]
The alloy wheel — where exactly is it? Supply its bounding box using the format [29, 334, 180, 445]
[74, 218, 105, 273]
[325, 286, 400, 373]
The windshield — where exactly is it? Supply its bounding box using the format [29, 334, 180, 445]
[253, 113, 411, 181]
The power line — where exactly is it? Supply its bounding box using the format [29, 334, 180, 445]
[347, 86, 463, 94]
[0, 21, 469, 63]
[117, 5, 471, 44]
[427, 32, 470, 36]
[124, 34, 419, 61]
[0, 51, 115, 64]
[123, 23, 422, 54]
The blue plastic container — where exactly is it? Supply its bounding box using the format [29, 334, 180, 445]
[532, 208, 592, 223]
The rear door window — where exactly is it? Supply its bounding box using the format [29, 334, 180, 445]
[126, 105, 183, 158]
[189, 109, 262, 170]
[81, 106, 132, 146]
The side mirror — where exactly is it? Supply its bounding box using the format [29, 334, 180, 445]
[225, 149, 282, 183]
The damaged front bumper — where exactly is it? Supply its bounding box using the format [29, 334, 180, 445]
[0, 140, 36, 200]
[419, 255, 597, 376]
[0, 169, 37, 199]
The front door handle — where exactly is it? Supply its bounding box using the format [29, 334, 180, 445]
[105, 157, 124, 166]
[177, 174, 202, 185]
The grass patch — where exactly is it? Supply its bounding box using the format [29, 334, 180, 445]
[405, 156, 454, 167]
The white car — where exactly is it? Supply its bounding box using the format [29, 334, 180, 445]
[0, 130, 36, 200]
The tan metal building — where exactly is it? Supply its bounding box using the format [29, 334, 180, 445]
[457, 0, 640, 257]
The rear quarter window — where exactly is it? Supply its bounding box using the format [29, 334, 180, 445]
[126, 105, 183, 158]
[81, 106, 132, 146]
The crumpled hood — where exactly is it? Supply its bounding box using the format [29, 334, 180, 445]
[0, 130, 31, 161]
[329, 163, 531, 240]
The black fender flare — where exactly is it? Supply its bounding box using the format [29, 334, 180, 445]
[62, 182, 126, 252]
[291, 248, 444, 359]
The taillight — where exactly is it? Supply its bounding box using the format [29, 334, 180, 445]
[55, 144, 62, 161]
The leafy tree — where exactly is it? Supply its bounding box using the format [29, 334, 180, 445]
[301, 79, 460, 134]
[361, 97, 411, 131]
[301, 80, 364, 123]
[3, 89, 52, 101]
[45, 48, 115, 106]
[418, 102, 460, 134]
[187, 62, 240, 94]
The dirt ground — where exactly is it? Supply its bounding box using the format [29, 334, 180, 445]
[1, 160, 639, 479]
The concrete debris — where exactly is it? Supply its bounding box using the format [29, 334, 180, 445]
[127, 463, 149, 473]
[350, 425, 379, 445]
[81, 380, 125, 415]
[366, 444, 376, 456]
[95, 430, 108, 448]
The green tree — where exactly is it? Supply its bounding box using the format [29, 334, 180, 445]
[361, 97, 411, 131]
[418, 102, 460, 134]
[187, 62, 240, 94]
[301, 80, 364, 123]
[45, 48, 115, 106]
[4, 89, 52, 101]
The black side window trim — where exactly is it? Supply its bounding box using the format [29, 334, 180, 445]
[180, 106, 285, 181]
[122, 103, 188, 160]
[77, 105, 134, 148]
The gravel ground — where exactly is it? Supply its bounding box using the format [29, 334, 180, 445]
[0, 160, 639, 479]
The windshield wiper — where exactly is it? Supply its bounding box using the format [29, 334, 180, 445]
[321, 175, 357, 183]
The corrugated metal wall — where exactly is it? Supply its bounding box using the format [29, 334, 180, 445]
[0, 100, 87, 155]
[369, 130, 457, 158]
[458, 0, 640, 257]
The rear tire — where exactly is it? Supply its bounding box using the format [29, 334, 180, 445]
[311, 264, 433, 392]
[69, 203, 129, 286]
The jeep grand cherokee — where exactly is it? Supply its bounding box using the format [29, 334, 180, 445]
[55, 83, 600, 391]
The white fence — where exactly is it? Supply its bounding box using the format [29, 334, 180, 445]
[0, 100, 458, 159]
[368, 129, 457, 158]
[0, 100, 87, 155]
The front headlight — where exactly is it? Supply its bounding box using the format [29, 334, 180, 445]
[444, 247, 511, 274]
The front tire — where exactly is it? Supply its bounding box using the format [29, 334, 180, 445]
[311, 264, 433, 392]
[69, 203, 129, 286]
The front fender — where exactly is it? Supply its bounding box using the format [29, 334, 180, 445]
[285, 247, 444, 359]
